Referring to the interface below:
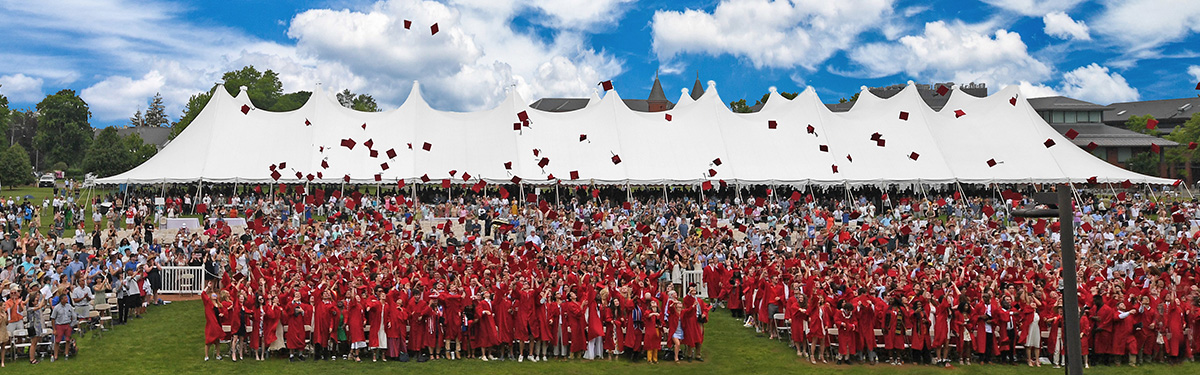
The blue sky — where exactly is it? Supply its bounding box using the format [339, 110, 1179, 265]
[1, 0, 1199, 127]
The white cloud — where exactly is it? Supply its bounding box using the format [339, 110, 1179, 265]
[848, 21, 1053, 86]
[651, 0, 896, 69]
[0, 74, 46, 103]
[1042, 11, 1090, 41]
[978, 0, 1085, 16]
[1093, 0, 1200, 52]
[1011, 81, 1061, 98]
[526, 0, 636, 31]
[1189, 65, 1200, 82]
[1057, 63, 1139, 104]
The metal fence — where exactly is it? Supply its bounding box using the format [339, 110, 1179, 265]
[159, 266, 206, 294]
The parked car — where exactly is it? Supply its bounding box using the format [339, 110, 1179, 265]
[38, 173, 55, 188]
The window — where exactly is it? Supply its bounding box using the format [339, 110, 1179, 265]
[1064, 111, 1077, 123]
[1092, 148, 1105, 159]
[1089, 111, 1101, 123]
[1052, 111, 1064, 123]
[1117, 147, 1132, 162]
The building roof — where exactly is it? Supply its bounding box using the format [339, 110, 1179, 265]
[95, 126, 173, 149]
[1049, 123, 1178, 148]
[817, 83, 987, 113]
[690, 75, 705, 101]
[1104, 97, 1200, 125]
[648, 77, 667, 102]
[1027, 96, 1111, 111]
[528, 98, 590, 112]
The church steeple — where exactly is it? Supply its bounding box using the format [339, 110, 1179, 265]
[690, 71, 705, 100]
[647, 70, 669, 112]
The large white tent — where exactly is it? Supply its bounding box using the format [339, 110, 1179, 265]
[97, 81, 1175, 187]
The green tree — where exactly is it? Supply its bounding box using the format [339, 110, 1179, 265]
[270, 91, 312, 112]
[82, 127, 130, 177]
[1165, 113, 1200, 183]
[337, 89, 381, 112]
[0, 143, 33, 186]
[169, 90, 213, 140]
[9, 109, 37, 153]
[1126, 151, 1160, 176]
[129, 109, 144, 127]
[34, 89, 92, 168]
[730, 91, 799, 113]
[143, 92, 169, 127]
[729, 99, 752, 113]
[125, 132, 157, 166]
[1126, 114, 1161, 136]
[838, 92, 860, 104]
[222, 66, 283, 110]
[0, 88, 10, 148]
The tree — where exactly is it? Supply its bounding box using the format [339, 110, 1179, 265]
[169, 90, 212, 140]
[0, 143, 33, 187]
[1125, 114, 1161, 136]
[82, 127, 130, 177]
[1126, 152, 1159, 176]
[0, 88, 10, 148]
[143, 92, 169, 127]
[222, 66, 283, 110]
[337, 89, 381, 112]
[270, 91, 312, 112]
[125, 132, 157, 167]
[1165, 113, 1200, 183]
[729, 99, 753, 113]
[838, 92, 861, 104]
[129, 109, 144, 128]
[8, 109, 37, 153]
[729, 91, 799, 113]
[34, 89, 92, 169]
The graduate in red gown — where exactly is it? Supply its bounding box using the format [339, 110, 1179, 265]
[384, 290, 409, 360]
[474, 291, 499, 360]
[202, 281, 224, 361]
[834, 300, 858, 364]
[366, 288, 387, 361]
[283, 291, 309, 361]
[643, 299, 662, 364]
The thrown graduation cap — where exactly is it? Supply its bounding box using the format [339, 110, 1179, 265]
[369, 149, 379, 158]
[1080, 222, 1093, 232]
[513, 122, 522, 131]
[294, 171, 302, 179]
[579, 134, 588, 142]
[1121, 179, 1132, 189]
[386, 148, 397, 159]
[1065, 128, 1079, 140]
[831, 164, 839, 173]
[471, 180, 486, 193]
[954, 109, 966, 118]
[870, 132, 882, 141]
[532, 149, 540, 157]
[611, 154, 622, 164]
[1087, 176, 1098, 184]
[701, 181, 713, 190]
[306, 173, 315, 181]
[422, 142, 432, 151]
[1190, 142, 1198, 150]
[270, 170, 281, 181]
[846, 154, 853, 162]
[317, 172, 323, 179]
[665, 113, 672, 121]
[708, 169, 717, 177]
[269, 164, 277, 171]
[767, 120, 777, 129]
[504, 161, 513, 170]
[321, 160, 329, 169]
[537, 157, 550, 168]
[935, 85, 950, 96]
[511, 176, 522, 184]
[1147, 118, 1159, 130]
[420, 174, 430, 182]
[441, 179, 451, 188]
[818, 145, 828, 152]
[876, 139, 886, 147]
[361, 123, 367, 130]
[364, 139, 374, 149]
[569, 171, 579, 180]
[380, 162, 390, 171]
[1044, 139, 1056, 148]
[712, 158, 722, 166]
[987, 159, 997, 167]
[241, 105, 251, 114]
[517, 110, 529, 122]
[1086, 142, 1098, 151]
[374, 174, 382, 182]
[343, 174, 351, 183]
[304, 118, 311, 126]
[1196, 82, 1200, 90]
[341, 138, 356, 150]
[1010, 97, 1018, 106]
[1151, 143, 1160, 153]
[449, 169, 457, 177]
[430, 23, 439, 35]
[279, 162, 287, 169]
[397, 179, 405, 188]
[898, 111, 909, 120]
[806, 124, 815, 134]
[462, 172, 472, 181]
[404, 19, 411, 29]
[909, 152, 920, 160]
[600, 80, 613, 91]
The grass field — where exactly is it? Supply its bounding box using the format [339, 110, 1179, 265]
[0, 299, 1190, 375]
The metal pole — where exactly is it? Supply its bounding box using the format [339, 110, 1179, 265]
[1058, 184, 1083, 375]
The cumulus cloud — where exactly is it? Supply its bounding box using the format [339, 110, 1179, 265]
[1057, 63, 1139, 104]
[978, 0, 1085, 16]
[1093, 0, 1200, 52]
[1042, 11, 1090, 41]
[651, 0, 895, 69]
[849, 21, 1053, 87]
[1012, 81, 1061, 98]
[527, 0, 636, 31]
[1188, 65, 1200, 82]
[0, 74, 46, 103]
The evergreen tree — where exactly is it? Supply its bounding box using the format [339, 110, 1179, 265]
[82, 127, 129, 177]
[144, 92, 169, 127]
[129, 109, 144, 128]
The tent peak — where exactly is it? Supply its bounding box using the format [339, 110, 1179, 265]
[768, 86, 778, 94]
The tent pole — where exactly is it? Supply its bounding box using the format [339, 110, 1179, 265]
[699, 184, 704, 203]
[192, 181, 203, 215]
[663, 185, 667, 202]
[555, 184, 560, 206]
[625, 182, 631, 202]
[1146, 183, 1158, 202]
[1184, 181, 1195, 200]
[520, 183, 526, 208]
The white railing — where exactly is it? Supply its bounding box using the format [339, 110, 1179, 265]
[681, 270, 708, 298]
[160, 266, 206, 294]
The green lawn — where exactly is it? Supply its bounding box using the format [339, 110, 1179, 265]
[0, 299, 1192, 374]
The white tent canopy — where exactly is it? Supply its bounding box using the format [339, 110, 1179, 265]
[97, 81, 1176, 187]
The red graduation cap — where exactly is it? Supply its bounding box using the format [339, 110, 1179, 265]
[270, 170, 281, 181]
[404, 20, 411, 29]
[306, 173, 315, 181]
[386, 148, 397, 158]
[449, 169, 457, 177]
[831, 164, 839, 173]
[954, 109, 966, 118]
[526, 193, 537, 203]
[701, 181, 713, 190]
[462, 172, 471, 181]
[1196, 81, 1200, 90]
[471, 180, 486, 193]
[569, 170, 579, 180]
[1010, 97, 1018, 106]
[1086, 142, 1098, 151]
[1121, 179, 1132, 189]
[818, 144, 828, 152]
[441, 179, 451, 188]
[1044, 138, 1056, 148]
[768, 120, 777, 129]
[846, 154, 853, 162]
[936, 85, 950, 96]
[909, 152, 920, 160]
[622, 201, 631, 210]
[1065, 129, 1079, 140]
[546, 173, 556, 181]
[712, 158, 722, 166]
[422, 142, 432, 151]
[430, 23, 439, 35]
[269, 164, 277, 171]
[611, 154, 621, 164]
[987, 159, 997, 167]
[374, 174, 382, 182]
[361, 123, 368, 130]
[1151, 143, 1161, 153]
[600, 80, 613, 91]
[380, 162, 389, 170]
[532, 149, 540, 157]
[719, 179, 727, 188]
[364, 139, 374, 149]
[279, 161, 287, 169]
[1080, 222, 1092, 232]
[898, 111, 909, 120]
[806, 124, 815, 134]
[321, 160, 329, 169]
[343, 174, 351, 183]
[1190, 142, 1198, 150]
[579, 134, 588, 142]
[1147, 118, 1159, 130]
[397, 179, 405, 188]
[369, 149, 379, 158]
[420, 174, 430, 182]
[537, 157, 550, 168]
[789, 191, 801, 201]
[407, 143, 412, 149]
[665, 113, 672, 121]
[498, 186, 509, 199]
[240, 104, 251, 114]
[708, 169, 717, 177]
[513, 122, 522, 131]
[876, 139, 886, 147]
[504, 161, 513, 170]
[341, 138, 356, 149]
[1117, 192, 1127, 200]
[1174, 179, 1183, 187]
[870, 132, 882, 141]
[517, 110, 529, 122]
[294, 171, 302, 179]
[317, 172, 323, 179]
[511, 176, 522, 184]
[1087, 176, 1098, 184]
[304, 118, 311, 126]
